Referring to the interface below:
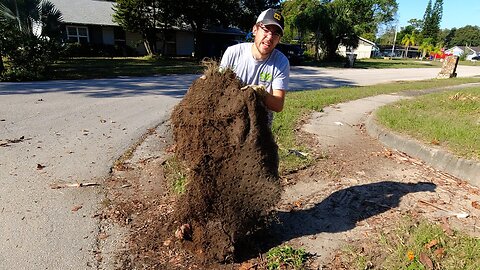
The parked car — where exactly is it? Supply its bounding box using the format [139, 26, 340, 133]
[275, 43, 305, 65]
[471, 55, 480, 61]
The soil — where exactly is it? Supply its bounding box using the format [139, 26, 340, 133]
[170, 67, 281, 262]
[99, 74, 480, 269]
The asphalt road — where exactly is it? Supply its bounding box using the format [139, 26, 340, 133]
[0, 65, 479, 269]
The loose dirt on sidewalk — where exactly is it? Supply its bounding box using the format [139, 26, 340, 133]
[98, 84, 480, 269]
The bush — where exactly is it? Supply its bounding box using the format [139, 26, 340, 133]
[1, 30, 64, 81]
[63, 42, 137, 57]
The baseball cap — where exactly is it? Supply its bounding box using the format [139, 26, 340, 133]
[256, 8, 284, 36]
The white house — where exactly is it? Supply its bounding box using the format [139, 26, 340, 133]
[445, 46, 480, 60]
[337, 37, 377, 59]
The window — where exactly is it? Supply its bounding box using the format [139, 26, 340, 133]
[66, 26, 89, 43]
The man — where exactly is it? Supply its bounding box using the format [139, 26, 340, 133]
[220, 8, 289, 113]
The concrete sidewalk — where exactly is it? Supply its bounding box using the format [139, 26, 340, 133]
[304, 83, 480, 186]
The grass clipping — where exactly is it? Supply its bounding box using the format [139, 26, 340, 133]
[170, 62, 281, 262]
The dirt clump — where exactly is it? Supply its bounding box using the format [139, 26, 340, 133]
[170, 64, 281, 262]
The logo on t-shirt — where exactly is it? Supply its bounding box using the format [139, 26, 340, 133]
[260, 72, 272, 82]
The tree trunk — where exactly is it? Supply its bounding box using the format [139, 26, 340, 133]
[405, 46, 409, 58]
[143, 39, 153, 56]
[0, 52, 4, 74]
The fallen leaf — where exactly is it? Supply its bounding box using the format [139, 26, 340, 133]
[163, 239, 172, 246]
[98, 233, 109, 240]
[434, 248, 445, 258]
[239, 262, 254, 270]
[37, 164, 46, 170]
[425, 239, 438, 249]
[72, 205, 83, 212]
[419, 252, 433, 269]
[293, 200, 302, 208]
[431, 138, 440, 145]
[441, 217, 453, 236]
[472, 201, 480, 210]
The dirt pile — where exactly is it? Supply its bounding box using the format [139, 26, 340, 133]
[170, 65, 282, 262]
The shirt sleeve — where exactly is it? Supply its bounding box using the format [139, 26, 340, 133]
[220, 46, 234, 70]
[272, 56, 290, 91]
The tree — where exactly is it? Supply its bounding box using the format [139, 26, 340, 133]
[0, 0, 63, 80]
[236, 0, 281, 32]
[422, 0, 442, 44]
[401, 32, 416, 58]
[114, 0, 162, 56]
[419, 37, 434, 59]
[448, 25, 480, 47]
[283, 0, 397, 60]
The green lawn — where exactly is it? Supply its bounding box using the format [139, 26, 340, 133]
[376, 88, 480, 161]
[49, 57, 203, 80]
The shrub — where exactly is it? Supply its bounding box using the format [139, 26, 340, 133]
[1, 30, 64, 81]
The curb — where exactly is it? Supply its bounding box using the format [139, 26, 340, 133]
[365, 114, 480, 187]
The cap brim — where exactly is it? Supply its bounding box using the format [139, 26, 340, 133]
[260, 19, 284, 35]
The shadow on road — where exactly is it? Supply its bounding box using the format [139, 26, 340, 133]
[0, 75, 197, 98]
[289, 67, 356, 90]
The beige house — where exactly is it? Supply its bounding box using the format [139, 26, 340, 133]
[49, 0, 243, 57]
[337, 37, 377, 59]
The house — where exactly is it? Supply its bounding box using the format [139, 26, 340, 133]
[377, 45, 421, 58]
[445, 46, 480, 60]
[49, 0, 244, 57]
[337, 37, 377, 59]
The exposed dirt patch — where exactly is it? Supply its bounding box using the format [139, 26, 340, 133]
[99, 90, 480, 269]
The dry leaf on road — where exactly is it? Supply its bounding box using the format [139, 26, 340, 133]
[472, 201, 480, 210]
[72, 205, 83, 212]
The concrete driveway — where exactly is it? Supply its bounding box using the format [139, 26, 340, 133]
[0, 65, 479, 269]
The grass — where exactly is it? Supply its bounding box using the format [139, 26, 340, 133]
[337, 216, 480, 270]
[273, 77, 480, 173]
[162, 156, 188, 194]
[303, 57, 443, 69]
[49, 56, 203, 80]
[266, 245, 308, 270]
[376, 88, 480, 161]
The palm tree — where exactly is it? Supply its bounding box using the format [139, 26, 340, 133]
[401, 32, 417, 58]
[0, 0, 62, 74]
[419, 38, 434, 59]
[0, 0, 63, 38]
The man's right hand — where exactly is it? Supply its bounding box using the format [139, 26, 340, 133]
[241, 84, 267, 99]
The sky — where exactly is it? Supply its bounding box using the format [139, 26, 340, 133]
[395, 0, 480, 29]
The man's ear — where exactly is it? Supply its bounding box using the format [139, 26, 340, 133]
[252, 24, 258, 36]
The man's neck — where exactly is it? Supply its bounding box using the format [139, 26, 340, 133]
[251, 44, 270, 61]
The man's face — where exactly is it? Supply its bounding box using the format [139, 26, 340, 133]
[252, 23, 282, 58]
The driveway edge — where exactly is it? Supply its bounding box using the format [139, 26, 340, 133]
[366, 114, 480, 187]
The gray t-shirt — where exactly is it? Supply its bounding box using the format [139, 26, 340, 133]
[220, 43, 290, 94]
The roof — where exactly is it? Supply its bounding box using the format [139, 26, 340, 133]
[446, 46, 480, 54]
[49, 0, 117, 26]
[359, 37, 376, 46]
